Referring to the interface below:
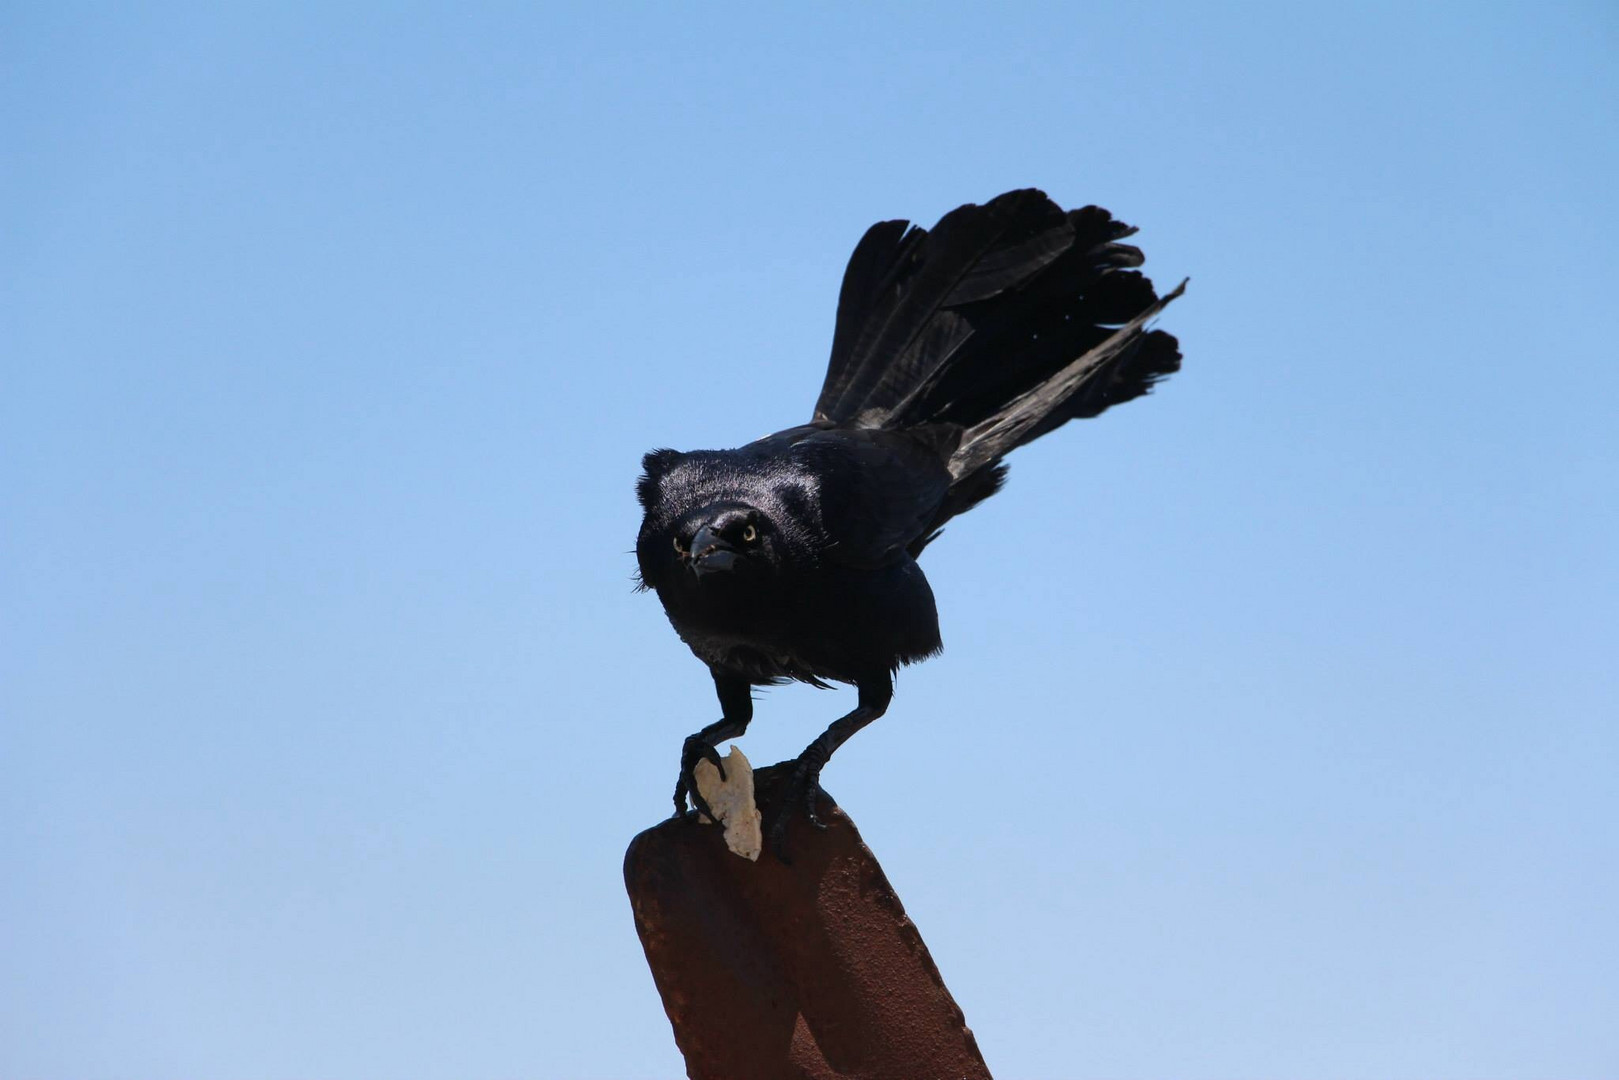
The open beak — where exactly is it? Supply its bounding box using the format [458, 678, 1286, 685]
[689, 525, 738, 578]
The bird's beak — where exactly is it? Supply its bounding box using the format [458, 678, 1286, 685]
[689, 525, 738, 577]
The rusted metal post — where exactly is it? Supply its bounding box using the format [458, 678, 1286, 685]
[625, 763, 993, 1080]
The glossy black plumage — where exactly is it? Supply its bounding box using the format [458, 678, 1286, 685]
[635, 189, 1184, 856]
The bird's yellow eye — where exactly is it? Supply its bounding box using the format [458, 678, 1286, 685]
[742, 524, 757, 543]
[672, 536, 685, 554]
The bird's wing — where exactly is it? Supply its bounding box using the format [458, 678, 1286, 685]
[785, 427, 954, 570]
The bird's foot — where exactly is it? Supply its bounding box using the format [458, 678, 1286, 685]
[766, 752, 827, 863]
[672, 734, 726, 823]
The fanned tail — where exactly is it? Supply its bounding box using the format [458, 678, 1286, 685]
[947, 277, 1185, 481]
[814, 188, 1184, 543]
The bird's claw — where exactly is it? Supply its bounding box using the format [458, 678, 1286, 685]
[766, 754, 826, 862]
[673, 734, 726, 823]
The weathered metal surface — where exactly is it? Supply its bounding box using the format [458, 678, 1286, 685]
[625, 763, 993, 1080]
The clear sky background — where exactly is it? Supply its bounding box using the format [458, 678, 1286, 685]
[4, 4, 1616, 1078]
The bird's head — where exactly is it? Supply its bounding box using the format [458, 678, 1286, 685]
[638, 498, 792, 600]
[665, 502, 777, 583]
[635, 449, 813, 599]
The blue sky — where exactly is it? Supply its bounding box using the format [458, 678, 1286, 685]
[3, 3, 1615, 1077]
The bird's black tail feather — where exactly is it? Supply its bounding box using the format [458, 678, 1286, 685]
[814, 189, 1184, 535]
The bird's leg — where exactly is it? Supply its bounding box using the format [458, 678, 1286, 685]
[768, 673, 892, 861]
[673, 672, 754, 821]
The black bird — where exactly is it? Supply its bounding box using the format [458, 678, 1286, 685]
[635, 188, 1184, 855]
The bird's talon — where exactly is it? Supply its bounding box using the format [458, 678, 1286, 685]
[675, 735, 729, 819]
[690, 790, 721, 825]
[803, 779, 825, 828]
[761, 757, 828, 860]
[767, 817, 793, 865]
